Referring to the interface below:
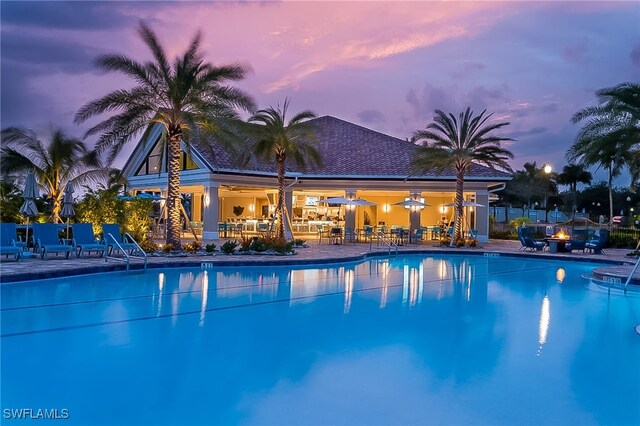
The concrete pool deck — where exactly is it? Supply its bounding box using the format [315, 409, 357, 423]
[1, 239, 638, 283]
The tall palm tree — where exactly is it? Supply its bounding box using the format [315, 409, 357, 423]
[557, 163, 592, 215]
[411, 108, 514, 242]
[248, 99, 320, 240]
[569, 83, 640, 225]
[74, 22, 255, 247]
[0, 127, 107, 223]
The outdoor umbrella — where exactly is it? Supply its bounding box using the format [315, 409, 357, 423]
[351, 198, 376, 206]
[60, 182, 75, 239]
[19, 170, 39, 253]
[392, 199, 431, 208]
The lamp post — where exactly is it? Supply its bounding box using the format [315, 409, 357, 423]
[543, 164, 552, 223]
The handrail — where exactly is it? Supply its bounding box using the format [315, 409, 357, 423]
[370, 231, 398, 255]
[124, 232, 148, 271]
[624, 255, 640, 293]
[104, 232, 148, 272]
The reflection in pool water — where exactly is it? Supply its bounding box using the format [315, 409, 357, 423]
[2, 254, 639, 425]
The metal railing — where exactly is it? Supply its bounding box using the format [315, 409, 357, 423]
[370, 231, 398, 255]
[624, 255, 640, 293]
[104, 232, 148, 272]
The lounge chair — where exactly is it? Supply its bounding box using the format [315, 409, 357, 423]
[565, 229, 587, 253]
[517, 227, 545, 251]
[585, 229, 609, 254]
[0, 223, 22, 260]
[32, 223, 73, 259]
[71, 223, 105, 258]
[102, 224, 137, 256]
[0, 222, 27, 251]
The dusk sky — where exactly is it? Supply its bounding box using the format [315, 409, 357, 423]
[1, 1, 638, 184]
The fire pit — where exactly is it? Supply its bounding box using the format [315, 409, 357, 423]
[547, 230, 571, 253]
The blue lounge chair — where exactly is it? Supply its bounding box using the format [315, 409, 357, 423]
[0, 223, 22, 260]
[0, 222, 27, 251]
[585, 229, 609, 254]
[565, 229, 587, 253]
[102, 224, 137, 255]
[72, 223, 105, 258]
[518, 227, 545, 251]
[32, 223, 73, 259]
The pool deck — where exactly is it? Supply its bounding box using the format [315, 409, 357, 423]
[1, 239, 638, 283]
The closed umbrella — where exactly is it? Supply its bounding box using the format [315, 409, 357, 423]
[19, 171, 39, 254]
[60, 183, 75, 239]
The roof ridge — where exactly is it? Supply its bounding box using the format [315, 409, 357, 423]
[311, 115, 412, 145]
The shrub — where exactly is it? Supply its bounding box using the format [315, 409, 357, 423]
[293, 239, 306, 246]
[162, 243, 174, 254]
[250, 237, 268, 252]
[183, 241, 202, 254]
[490, 229, 517, 240]
[238, 235, 254, 252]
[205, 243, 216, 253]
[466, 239, 478, 248]
[508, 217, 530, 230]
[609, 233, 635, 248]
[455, 237, 465, 247]
[273, 240, 294, 254]
[138, 239, 158, 253]
[221, 240, 238, 255]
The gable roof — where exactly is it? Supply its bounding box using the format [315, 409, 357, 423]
[127, 116, 512, 181]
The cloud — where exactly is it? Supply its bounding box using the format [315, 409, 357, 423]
[357, 110, 385, 124]
[563, 40, 588, 63]
[452, 61, 486, 79]
[510, 126, 547, 139]
[406, 84, 508, 121]
[0, 1, 138, 30]
[631, 42, 640, 68]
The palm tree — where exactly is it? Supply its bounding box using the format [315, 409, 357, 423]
[411, 108, 514, 242]
[569, 83, 640, 225]
[248, 99, 320, 239]
[0, 127, 107, 223]
[74, 22, 255, 247]
[557, 164, 592, 215]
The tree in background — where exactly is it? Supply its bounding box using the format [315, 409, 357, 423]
[247, 99, 320, 239]
[570, 82, 640, 225]
[0, 127, 108, 223]
[412, 108, 513, 242]
[556, 163, 592, 216]
[75, 21, 255, 248]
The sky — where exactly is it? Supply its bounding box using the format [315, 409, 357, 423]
[1, 0, 639, 185]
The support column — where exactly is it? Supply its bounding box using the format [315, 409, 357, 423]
[284, 190, 293, 223]
[345, 189, 356, 231]
[409, 191, 422, 232]
[202, 183, 220, 240]
[476, 191, 489, 243]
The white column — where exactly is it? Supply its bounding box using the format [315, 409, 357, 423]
[476, 191, 489, 242]
[409, 191, 422, 231]
[202, 183, 220, 240]
[284, 190, 294, 222]
[345, 189, 356, 231]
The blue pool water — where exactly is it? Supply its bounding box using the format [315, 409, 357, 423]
[2, 254, 639, 425]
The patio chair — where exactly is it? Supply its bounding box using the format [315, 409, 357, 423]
[359, 225, 374, 243]
[329, 227, 343, 245]
[565, 229, 588, 253]
[344, 227, 357, 243]
[71, 223, 105, 258]
[102, 224, 137, 256]
[517, 227, 545, 252]
[410, 228, 425, 244]
[585, 229, 609, 254]
[0, 223, 22, 260]
[32, 223, 73, 259]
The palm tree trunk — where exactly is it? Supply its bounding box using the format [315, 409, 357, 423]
[608, 167, 614, 227]
[454, 169, 465, 243]
[52, 193, 62, 224]
[166, 129, 183, 248]
[276, 155, 286, 240]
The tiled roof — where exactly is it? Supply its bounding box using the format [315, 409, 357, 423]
[192, 116, 512, 180]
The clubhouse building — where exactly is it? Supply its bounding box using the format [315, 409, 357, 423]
[122, 116, 511, 241]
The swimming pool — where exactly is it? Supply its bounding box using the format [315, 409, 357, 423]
[2, 254, 639, 425]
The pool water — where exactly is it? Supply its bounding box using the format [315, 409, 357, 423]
[2, 254, 639, 425]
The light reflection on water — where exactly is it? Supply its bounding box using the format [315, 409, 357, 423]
[1, 254, 639, 425]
